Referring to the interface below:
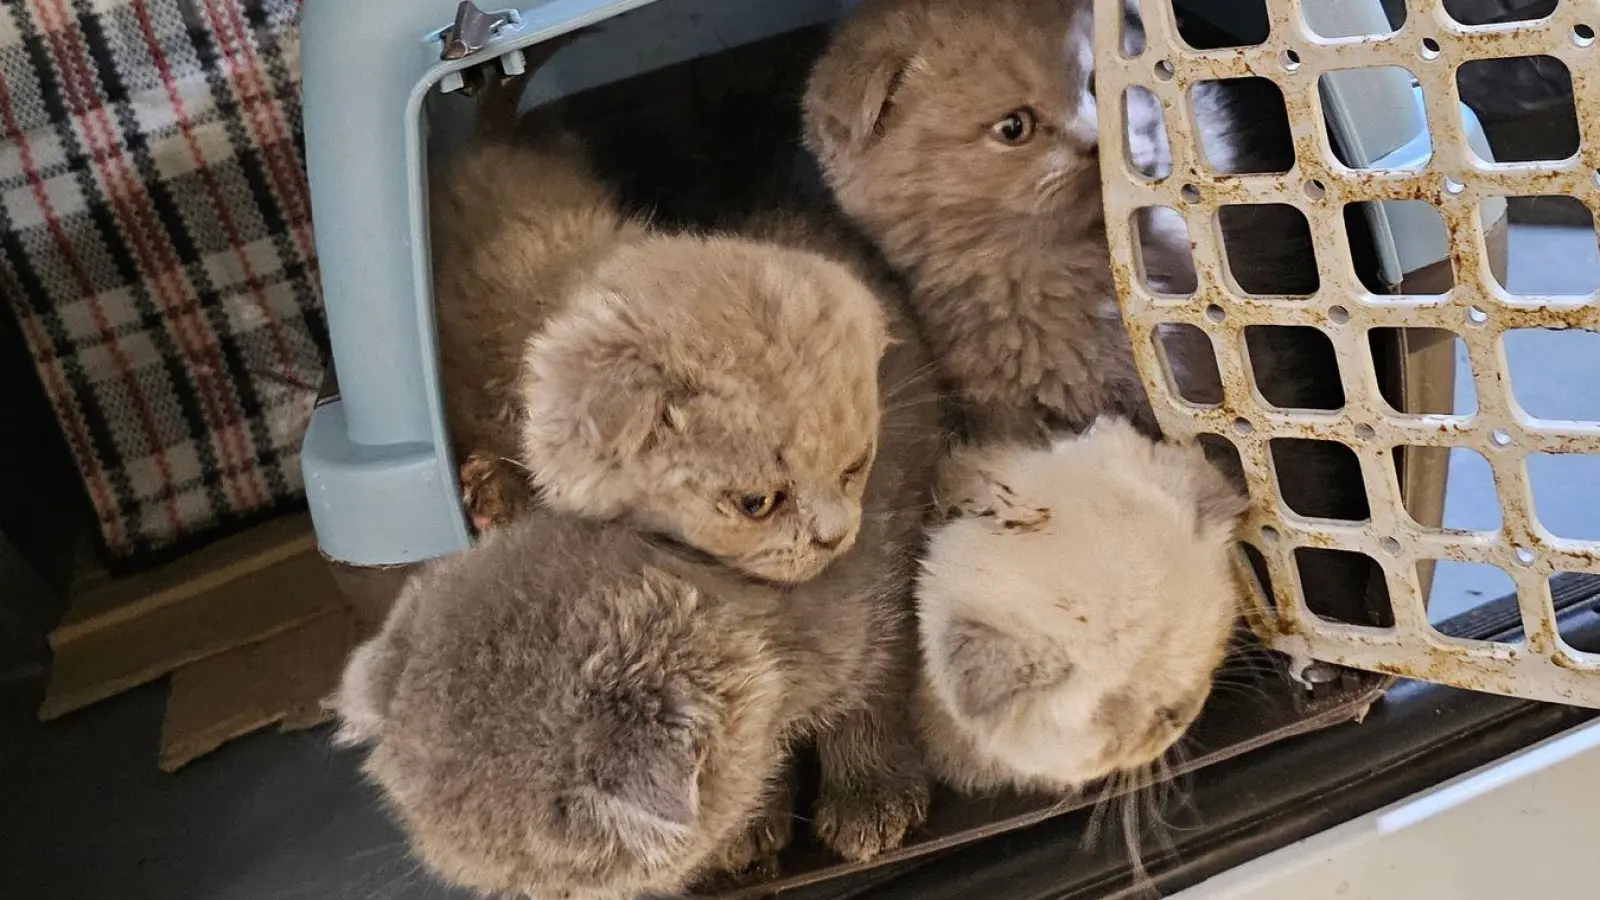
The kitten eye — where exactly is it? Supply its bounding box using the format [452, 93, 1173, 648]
[734, 491, 785, 520]
[988, 107, 1038, 146]
[841, 449, 872, 484]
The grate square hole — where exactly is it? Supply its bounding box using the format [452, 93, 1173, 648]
[1133, 206, 1194, 295]
[1173, 0, 1268, 49]
[1239, 542, 1275, 613]
[1296, 547, 1394, 628]
[1443, 0, 1552, 24]
[1271, 439, 1369, 522]
[1318, 67, 1431, 170]
[1368, 328, 1476, 417]
[1244, 325, 1343, 411]
[1528, 454, 1600, 541]
[1554, 574, 1600, 655]
[1392, 446, 1500, 533]
[1189, 78, 1293, 174]
[1425, 560, 1516, 641]
[1505, 328, 1600, 422]
[1488, 199, 1600, 297]
[1458, 57, 1578, 163]
[1344, 201, 1452, 294]
[1154, 324, 1220, 406]
[1217, 204, 1319, 295]
[1303, 1, 1403, 38]
[1123, 86, 1172, 181]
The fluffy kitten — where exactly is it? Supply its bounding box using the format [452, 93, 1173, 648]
[330, 512, 837, 899]
[517, 230, 890, 584]
[915, 418, 1248, 794]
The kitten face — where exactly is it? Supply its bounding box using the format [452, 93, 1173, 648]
[804, 0, 1155, 261]
[917, 419, 1249, 791]
[520, 236, 889, 584]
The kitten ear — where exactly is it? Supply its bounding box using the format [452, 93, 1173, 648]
[584, 375, 691, 461]
[575, 693, 709, 848]
[803, 20, 913, 159]
[938, 617, 1074, 720]
[327, 587, 421, 747]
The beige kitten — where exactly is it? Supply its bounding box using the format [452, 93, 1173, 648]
[518, 231, 888, 584]
[915, 418, 1248, 795]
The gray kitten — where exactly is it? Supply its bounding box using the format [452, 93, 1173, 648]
[331, 216, 942, 895]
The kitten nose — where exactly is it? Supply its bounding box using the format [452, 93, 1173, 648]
[811, 529, 845, 551]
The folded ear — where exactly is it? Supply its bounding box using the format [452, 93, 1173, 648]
[936, 617, 1074, 721]
[803, 14, 914, 163]
[572, 691, 710, 854]
[328, 588, 419, 747]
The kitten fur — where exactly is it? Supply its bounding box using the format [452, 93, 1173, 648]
[334, 221, 945, 889]
[434, 79, 892, 585]
[915, 418, 1248, 794]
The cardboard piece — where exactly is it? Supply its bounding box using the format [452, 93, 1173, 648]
[40, 514, 345, 721]
[157, 608, 356, 771]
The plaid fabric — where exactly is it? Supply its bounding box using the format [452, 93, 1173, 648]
[0, 0, 324, 564]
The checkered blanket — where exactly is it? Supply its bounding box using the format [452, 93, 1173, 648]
[1, 0, 324, 565]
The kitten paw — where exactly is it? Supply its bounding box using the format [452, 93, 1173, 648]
[459, 454, 526, 533]
[812, 773, 930, 863]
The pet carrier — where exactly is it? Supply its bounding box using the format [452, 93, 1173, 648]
[294, 0, 1565, 893]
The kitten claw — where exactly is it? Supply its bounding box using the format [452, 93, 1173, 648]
[812, 774, 930, 863]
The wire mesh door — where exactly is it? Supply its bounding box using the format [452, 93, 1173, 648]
[1096, 0, 1600, 707]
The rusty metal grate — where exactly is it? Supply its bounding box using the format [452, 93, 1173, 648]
[1096, 0, 1600, 706]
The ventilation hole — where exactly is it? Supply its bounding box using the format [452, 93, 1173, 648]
[1490, 199, 1600, 296]
[1555, 574, 1600, 654]
[1190, 78, 1293, 174]
[1303, 0, 1404, 37]
[1205, 304, 1226, 323]
[1420, 37, 1441, 60]
[1393, 446, 1501, 532]
[1155, 59, 1174, 81]
[1368, 328, 1476, 416]
[1304, 179, 1326, 200]
[1528, 454, 1600, 540]
[1458, 57, 1578, 163]
[1513, 546, 1536, 566]
[1271, 439, 1370, 521]
[1467, 306, 1488, 325]
[1574, 24, 1596, 48]
[1260, 525, 1279, 542]
[1425, 561, 1516, 635]
[1132, 206, 1194, 295]
[1443, 175, 1464, 195]
[1505, 329, 1600, 422]
[1197, 433, 1244, 494]
[1179, 183, 1202, 203]
[1218, 204, 1318, 295]
[1444, 0, 1550, 24]
[1153, 324, 1220, 406]
[1123, 86, 1172, 181]
[1296, 548, 1394, 628]
[1174, 0, 1268, 49]
[1345, 201, 1452, 294]
[1233, 417, 1254, 436]
[1327, 305, 1349, 325]
[1490, 429, 1512, 448]
[1354, 423, 1376, 441]
[1320, 68, 1431, 169]
[1245, 325, 1343, 411]
[1279, 49, 1301, 71]
[1240, 542, 1275, 612]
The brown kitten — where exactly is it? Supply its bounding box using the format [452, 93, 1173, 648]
[803, 0, 1156, 444]
[517, 230, 890, 585]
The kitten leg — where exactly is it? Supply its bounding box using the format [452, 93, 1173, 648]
[459, 453, 530, 533]
[811, 687, 931, 863]
[696, 765, 797, 886]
